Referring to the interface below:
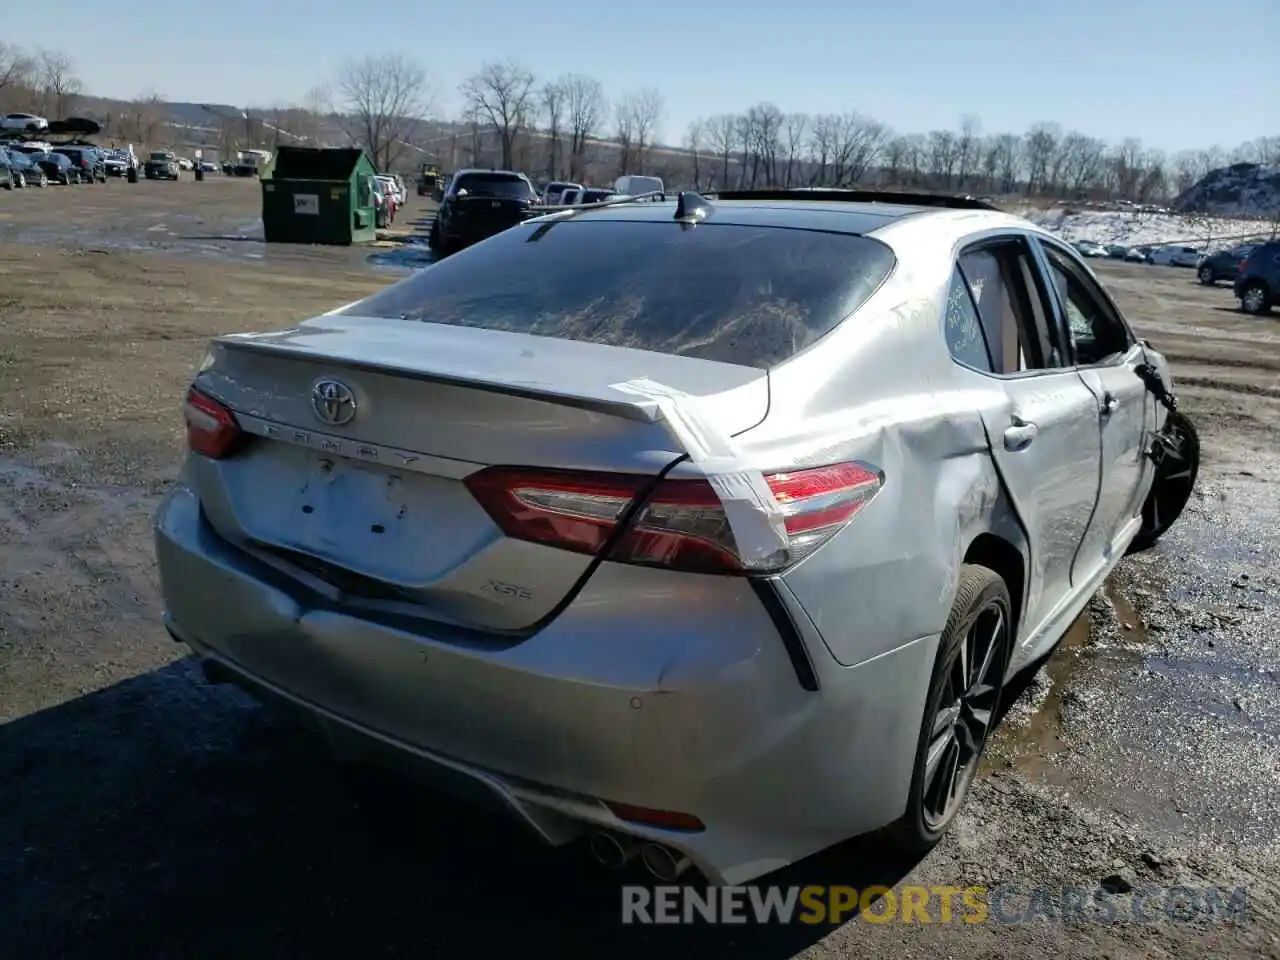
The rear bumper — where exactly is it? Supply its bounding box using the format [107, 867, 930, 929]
[155, 483, 936, 884]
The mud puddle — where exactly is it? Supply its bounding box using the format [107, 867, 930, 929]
[990, 580, 1149, 785]
[988, 460, 1280, 848]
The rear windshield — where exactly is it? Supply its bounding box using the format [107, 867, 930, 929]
[339, 220, 896, 368]
[455, 173, 533, 200]
[582, 189, 615, 202]
[149, 152, 169, 161]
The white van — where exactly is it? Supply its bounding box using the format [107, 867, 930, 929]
[613, 175, 664, 199]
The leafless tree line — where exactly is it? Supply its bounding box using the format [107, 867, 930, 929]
[0, 42, 82, 121]
[680, 109, 1280, 203]
[455, 59, 662, 181]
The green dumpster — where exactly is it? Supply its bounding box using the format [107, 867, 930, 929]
[261, 146, 378, 245]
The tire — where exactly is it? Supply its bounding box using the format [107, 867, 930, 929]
[1197, 265, 1215, 285]
[1126, 410, 1200, 554]
[886, 564, 1012, 852]
[1240, 282, 1272, 316]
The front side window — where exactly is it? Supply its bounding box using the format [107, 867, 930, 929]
[1041, 245, 1133, 365]
[339, 220, 897, 369]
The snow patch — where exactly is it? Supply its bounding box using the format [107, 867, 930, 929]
[1023, 208, 1276, 250]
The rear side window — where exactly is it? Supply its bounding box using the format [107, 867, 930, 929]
[454, 173, 533, 200]
[944, 267, 992, 371]
[340, 220, 897, 368]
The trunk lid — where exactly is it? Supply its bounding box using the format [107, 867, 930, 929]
[191, 316, 769, 633]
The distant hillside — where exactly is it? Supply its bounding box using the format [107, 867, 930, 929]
[1172, 162, 1280, 218]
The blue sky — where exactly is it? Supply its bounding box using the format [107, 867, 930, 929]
[8, 0, 1276, 153]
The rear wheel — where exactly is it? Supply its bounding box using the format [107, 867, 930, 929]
[1126, 410, 1200, 554]
[887, 564, 1011, 851]
[1198, 265, 1215, 285]
[1240, 283, 1272, 315]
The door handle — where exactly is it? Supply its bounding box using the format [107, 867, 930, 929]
[1101, 392, 1119, 417]
[1003, 419, 1039, 451]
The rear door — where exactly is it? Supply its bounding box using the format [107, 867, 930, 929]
[1035, 239, 1153, 577]
[955, 236, 1104, 640]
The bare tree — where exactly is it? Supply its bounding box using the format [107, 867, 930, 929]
[561, 73, 605, 180]
[0, 43, 34, 110]
[683, 118, 705, 189]
[705, 114, 738, 189]
[783, 112, 808, 187]
[954, 114, 980, 188]
[461, 59, 536, 171]
[124, 92, 168, 151]
[337, 54, 430, 171]
[542, 79, 566, 180]
[832, 113, 889, 186]
[615, 87, 665, 173]
[35, 49, 79, 119]
[613, 96, 636, 175]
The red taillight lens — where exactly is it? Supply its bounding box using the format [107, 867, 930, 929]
[184, 386, 243, 459]
[464, 461, 883, 575]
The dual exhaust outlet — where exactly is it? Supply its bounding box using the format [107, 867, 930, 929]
[588, 831, 691, 882]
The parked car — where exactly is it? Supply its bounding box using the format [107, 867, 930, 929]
[560, 187, 618, 205]
[6, 150, 44, 187]
[375, 174, 404, 213]
[1072, 239, 1108, 258]
[103, 150, 129, 177]
[1197, 243, 1257, 285]
[144, 151, 181, 180]
[372, 177, 392, 228]
[1149, 245, 1202, 268]
[1104, 244, 1128, 260]
[177, 157, 194, 171]
[1232, 241, 1280, 315]
[52, 146, 107, 183]
[198, 160, 218, 173]
[0, 152, 14, 190]
[156, 189, 1198, 887]
[428, 168, 540, 255]
[0, 112, 48, 132]
[613, 174, 665, 198]
[1125, 246, 1153, 263]
[541, 180, 582, 205]
[25, 151, 77, 185]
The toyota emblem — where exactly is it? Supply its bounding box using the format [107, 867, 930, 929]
[311, 378, 358, 426]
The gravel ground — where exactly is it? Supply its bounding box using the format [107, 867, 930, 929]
[1, 181, 1278, 958]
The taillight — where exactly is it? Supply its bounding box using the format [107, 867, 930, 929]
[184, 386, 243, 459]
[464, 462, 883, 575]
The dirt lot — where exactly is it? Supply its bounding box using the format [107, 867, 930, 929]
[1, 180, 1279, 958]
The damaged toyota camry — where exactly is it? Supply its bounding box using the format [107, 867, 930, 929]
[154, 189, 1199, 886]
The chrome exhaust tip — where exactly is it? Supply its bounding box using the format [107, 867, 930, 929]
[589, 831, 639, 870]
[641, 843, 691, 882]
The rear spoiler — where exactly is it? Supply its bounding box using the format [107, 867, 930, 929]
[213, 334, 661, 423]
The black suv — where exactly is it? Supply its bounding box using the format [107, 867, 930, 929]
[428, 169, 540, 256]
[1197, 242, 1257, 285]
[1233, 241, 1280, 315]
[52, 146, 107, 183]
